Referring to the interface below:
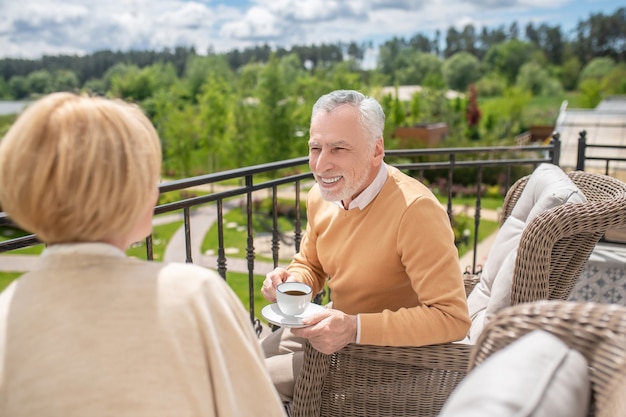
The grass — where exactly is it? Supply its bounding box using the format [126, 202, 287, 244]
[436, 195, 503, 211]
[225, 270, 269, 324]
[455, 215, 499, 258]
[0, 272, 21, 292]
[201, 205, 297, 263]
[126, 220, 184, 260]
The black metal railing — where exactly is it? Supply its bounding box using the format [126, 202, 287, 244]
[576, 129, 626, 175]
[0, 139, 561, 332]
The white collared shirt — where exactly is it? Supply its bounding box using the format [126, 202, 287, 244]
[332, 162, 389, 210]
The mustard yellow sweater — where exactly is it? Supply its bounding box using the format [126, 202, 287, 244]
[288, 166, 470, 346]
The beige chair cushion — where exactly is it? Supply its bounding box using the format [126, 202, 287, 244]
[439, 330, 590, 417]
[466, 164, 587, 342]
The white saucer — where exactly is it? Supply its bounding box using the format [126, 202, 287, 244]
[261, 303, 325, 328]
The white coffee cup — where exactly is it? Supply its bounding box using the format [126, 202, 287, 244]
[276, 282, 313, 316]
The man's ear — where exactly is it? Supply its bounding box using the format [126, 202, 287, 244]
[374, 137, 385, 160]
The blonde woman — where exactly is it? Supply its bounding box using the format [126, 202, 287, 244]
[0, 93, 285, 417]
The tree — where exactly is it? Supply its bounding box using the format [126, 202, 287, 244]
[26, 70, 54, 95]
[82, 78, 107, 96]
[465, 84, 481, 140]
[183, 55, 232, 102]
[346, 41, 366, 61]
[516, 62, 564, 96]
[559, 57, 582, 90]
[483, 39, 539, 84]
[578, 57, 616, 86]
[108, 65, 155, 102]
[409, 33, 435, 53]
[442, 52, 480, 91]
[8, 76, 28, 99]
[377, 37, 407, 80]
[479, 87, 531, 141]
[256, 54, 296, 164]
[395, 52, 443, 86]
[460, 24, 479, 56]
[475, 72, 507, 97]
[0, 76, 11, 99]
[601, 64, 626, 95]
[526, 23, 565, 65]
[444, 27, 462, 58]
[574, 8, 626, 62]
[329, 60, 363, 91]
[478, 26, 507, 58]
[196, 73, 236, 172]
[578, 79, 602, 108]
[53, 70, 79, 92]
[151, 89, 199, 177]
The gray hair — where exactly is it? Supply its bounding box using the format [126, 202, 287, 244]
[311, 90, 385, 145]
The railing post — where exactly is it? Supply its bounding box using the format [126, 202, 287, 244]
[294, 180, 303, 253]
[145, 235, 154, 261]
[447, 153, 455, 223]
[550, 131, 561, 166]
[271, 185, 280, 268]
[244, 175, 256, 326]
[184, 207, 193, 263]
[472, 167, 483, 275]
[216, 200, 227, 279]
[576, 130, 587, 171]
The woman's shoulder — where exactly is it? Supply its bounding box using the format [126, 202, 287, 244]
[157, 261, 223, 284]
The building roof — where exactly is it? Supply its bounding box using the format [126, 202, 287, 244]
[380, 85, 464, 101]
[554, 96, 626, 179]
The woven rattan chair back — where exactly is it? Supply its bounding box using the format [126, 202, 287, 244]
[470, 300, 626, 417]
[502, 171, 626, 304]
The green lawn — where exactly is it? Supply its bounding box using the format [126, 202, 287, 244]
[126, 220, 184, 260]
[201, 205, 297, 263]
[0, 272, 21, 292]
[225, 270, 271, 325]
[456, 216, 499, 258]
[436, 195, 503, 211]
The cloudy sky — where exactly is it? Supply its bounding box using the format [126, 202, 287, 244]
[0, 0, 619, 64]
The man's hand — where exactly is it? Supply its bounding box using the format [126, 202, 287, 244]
[261, 267, 295, 302]
[292, 309, 357, 354]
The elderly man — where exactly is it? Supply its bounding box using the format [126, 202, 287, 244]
[261, 89, 470, 401]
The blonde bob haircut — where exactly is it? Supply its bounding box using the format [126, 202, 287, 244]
[0, 92, 162, 244]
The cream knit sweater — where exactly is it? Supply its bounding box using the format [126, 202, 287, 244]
[0, 243, 285, 417]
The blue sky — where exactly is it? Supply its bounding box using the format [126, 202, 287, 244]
[0, 0, 620, 64]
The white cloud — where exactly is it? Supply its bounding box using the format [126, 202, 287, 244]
[0, 0, 616, 59]
[221, 6, 284, 40]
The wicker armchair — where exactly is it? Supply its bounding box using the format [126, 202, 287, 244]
[290, 170, 626, 417]
[469, 300, 626, 417]
[500, 170, 626, 303]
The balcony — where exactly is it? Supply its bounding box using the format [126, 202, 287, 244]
[1, 139, 568, 334]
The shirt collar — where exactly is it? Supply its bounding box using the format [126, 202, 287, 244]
[333, 162, 388, 210]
